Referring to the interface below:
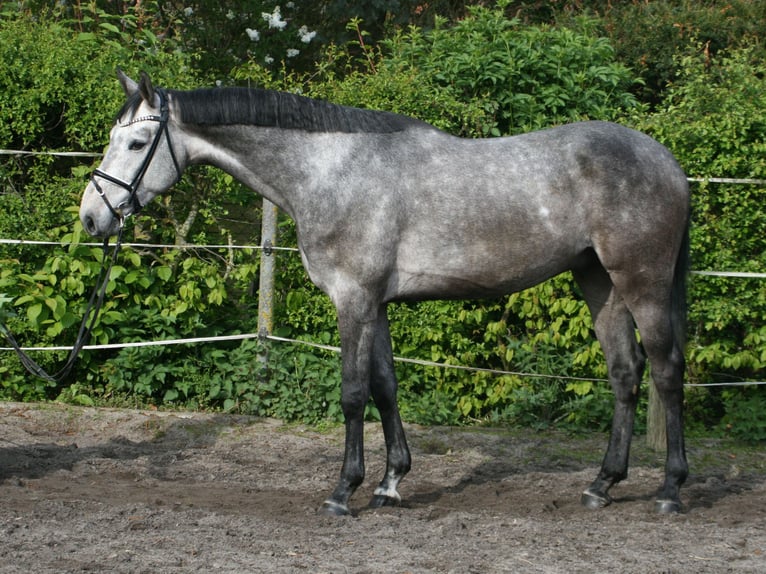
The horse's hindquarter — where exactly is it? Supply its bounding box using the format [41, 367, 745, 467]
[388, 121, 688, 301]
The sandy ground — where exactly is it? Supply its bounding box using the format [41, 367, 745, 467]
[0, 401, 764, 573]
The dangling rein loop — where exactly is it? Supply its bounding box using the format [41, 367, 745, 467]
[0, 228, 125, 382]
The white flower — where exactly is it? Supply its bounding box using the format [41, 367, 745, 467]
[264, 55, 274, 65]
[245, 28, 260, 41]
[286, 2, 295, 8]
[226, 10, 235, 20]
[262, 6, 287, 30]
[286, 48, 300, 58]
[183, 6, 193, 17]
[298, 25, 316, 43]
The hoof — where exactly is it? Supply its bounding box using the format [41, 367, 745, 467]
[581, 488, 612, 510]
[369, 494, 400, 509]
[655, 499, 682, 514]
[318, 500, 351, 517]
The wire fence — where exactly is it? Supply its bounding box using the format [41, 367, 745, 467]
[1, 239, 763, 388]
[0, 238, 762, 277]
[0, 238, 300, 253]
[1, 330, 763, 388]
[2, 147, 764, 387]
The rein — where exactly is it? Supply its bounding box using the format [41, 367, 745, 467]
[1, 228, 124, 382]
[2, 89, 181, 383]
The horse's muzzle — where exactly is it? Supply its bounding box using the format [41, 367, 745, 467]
[80, 186, 123, 238]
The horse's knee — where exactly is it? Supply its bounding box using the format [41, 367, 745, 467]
[608, 368, 642, 405]
[340, 386, 370, 419]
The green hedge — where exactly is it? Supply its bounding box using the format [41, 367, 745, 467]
[1, 4, 764, 439]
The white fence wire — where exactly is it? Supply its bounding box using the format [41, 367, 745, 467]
[0, 238, 761, 277]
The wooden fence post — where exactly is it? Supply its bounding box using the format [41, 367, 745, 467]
[257, 198, 279, 372]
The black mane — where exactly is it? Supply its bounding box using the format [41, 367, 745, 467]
[116, 87, 427, 134]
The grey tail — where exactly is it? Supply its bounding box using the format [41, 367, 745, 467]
[672, 219, 690, 356]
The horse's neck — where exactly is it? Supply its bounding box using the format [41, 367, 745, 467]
[185, 124, 314, 218]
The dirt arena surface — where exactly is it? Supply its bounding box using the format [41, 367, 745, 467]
[0, 401, 764, 573]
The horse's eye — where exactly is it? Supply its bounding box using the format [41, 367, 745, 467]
[129, 141, 147, 151]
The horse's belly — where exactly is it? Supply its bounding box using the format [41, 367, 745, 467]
[389, 250, 574, 302]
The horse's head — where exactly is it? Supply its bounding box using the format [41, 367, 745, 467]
[80, 70, 183, 237]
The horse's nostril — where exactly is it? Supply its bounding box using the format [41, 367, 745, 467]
[84, 215, 96, 236]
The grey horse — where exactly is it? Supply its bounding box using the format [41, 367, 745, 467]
[80, 72, 690, 515]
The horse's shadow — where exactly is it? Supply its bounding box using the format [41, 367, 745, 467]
[2, 415, 759, 515]
[398, 427, 761, 514]
[0, 412, 233, 483]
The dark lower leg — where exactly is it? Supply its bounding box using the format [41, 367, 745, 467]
[654, 359, 688, 513]
[574, 266, 643, 509]
[319, 312, 374, 516]
[368, 312, 411, 507]
[633, 311, 688, 513]
[369, 407, 410, 507]
[320, 416, 366, 516]
[582, 388, 638, 508]
[582, 324, 644, 507]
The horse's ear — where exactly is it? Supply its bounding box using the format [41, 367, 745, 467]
[138, 71, 158, 108]
[117, 68, 139, 96]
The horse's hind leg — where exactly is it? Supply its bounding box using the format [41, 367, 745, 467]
[625, 297, 688, 513]
[368, 308, 411, 508]
[574, 264, 646, 509]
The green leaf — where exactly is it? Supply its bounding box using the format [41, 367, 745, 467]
[99, 22, 121, 35]
[27, 303, 43, 324]
[156, 266, 172, 282]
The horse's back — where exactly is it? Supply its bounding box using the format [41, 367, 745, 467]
[398, 120, 687, 217]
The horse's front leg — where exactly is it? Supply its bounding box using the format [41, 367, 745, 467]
[368, 308, 411, 508]
[319, 303, 378, 516]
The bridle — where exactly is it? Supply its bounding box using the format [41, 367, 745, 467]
[90, 87, 182, 227]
